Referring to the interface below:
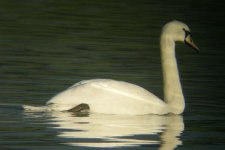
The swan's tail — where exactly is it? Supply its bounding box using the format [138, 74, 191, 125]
[0, 103, 49, 112]
[22, 105, 49, 112]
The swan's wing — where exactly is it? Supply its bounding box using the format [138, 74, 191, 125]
[47, 79, 110, 105]
[67, 79, 162, 104]
[69, 79, 106, 89]
[47, 79, 168, 114]
[89, 79, 164, 105]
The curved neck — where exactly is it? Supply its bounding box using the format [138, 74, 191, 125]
[160, 35, 185, 114]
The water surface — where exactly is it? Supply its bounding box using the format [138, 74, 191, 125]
[0, 0, 225, 149]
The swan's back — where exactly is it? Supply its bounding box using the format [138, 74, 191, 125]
[47, 79, 169, 115]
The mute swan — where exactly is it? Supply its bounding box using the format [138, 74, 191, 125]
[25, 20, 199, 115]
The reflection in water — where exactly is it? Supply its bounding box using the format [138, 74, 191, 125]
[42, 112, 184, 149]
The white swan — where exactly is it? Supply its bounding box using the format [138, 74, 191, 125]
[25, 20, 199, 115]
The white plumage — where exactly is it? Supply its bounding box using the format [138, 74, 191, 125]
[47, 79, 169, 115]
[24, 20, 199, 115]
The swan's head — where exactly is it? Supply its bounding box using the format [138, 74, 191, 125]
[162, 20, 199, 52]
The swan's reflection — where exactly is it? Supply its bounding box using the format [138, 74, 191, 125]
[46, 112, 184, 149]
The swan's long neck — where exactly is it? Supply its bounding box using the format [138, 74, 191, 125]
[160, 35, 185, 114]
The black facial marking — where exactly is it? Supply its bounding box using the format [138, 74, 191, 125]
[183, 28, 192, 38]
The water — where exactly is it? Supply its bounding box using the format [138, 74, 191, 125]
[0, 0, 225, 149]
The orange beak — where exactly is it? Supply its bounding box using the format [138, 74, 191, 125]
[184, 34, 200, 53]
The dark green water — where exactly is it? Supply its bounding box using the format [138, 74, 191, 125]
[0, 0, 225, 149]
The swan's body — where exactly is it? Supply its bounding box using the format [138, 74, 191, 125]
[47, 79, 169, 114]
[25, 20, 199, 115]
